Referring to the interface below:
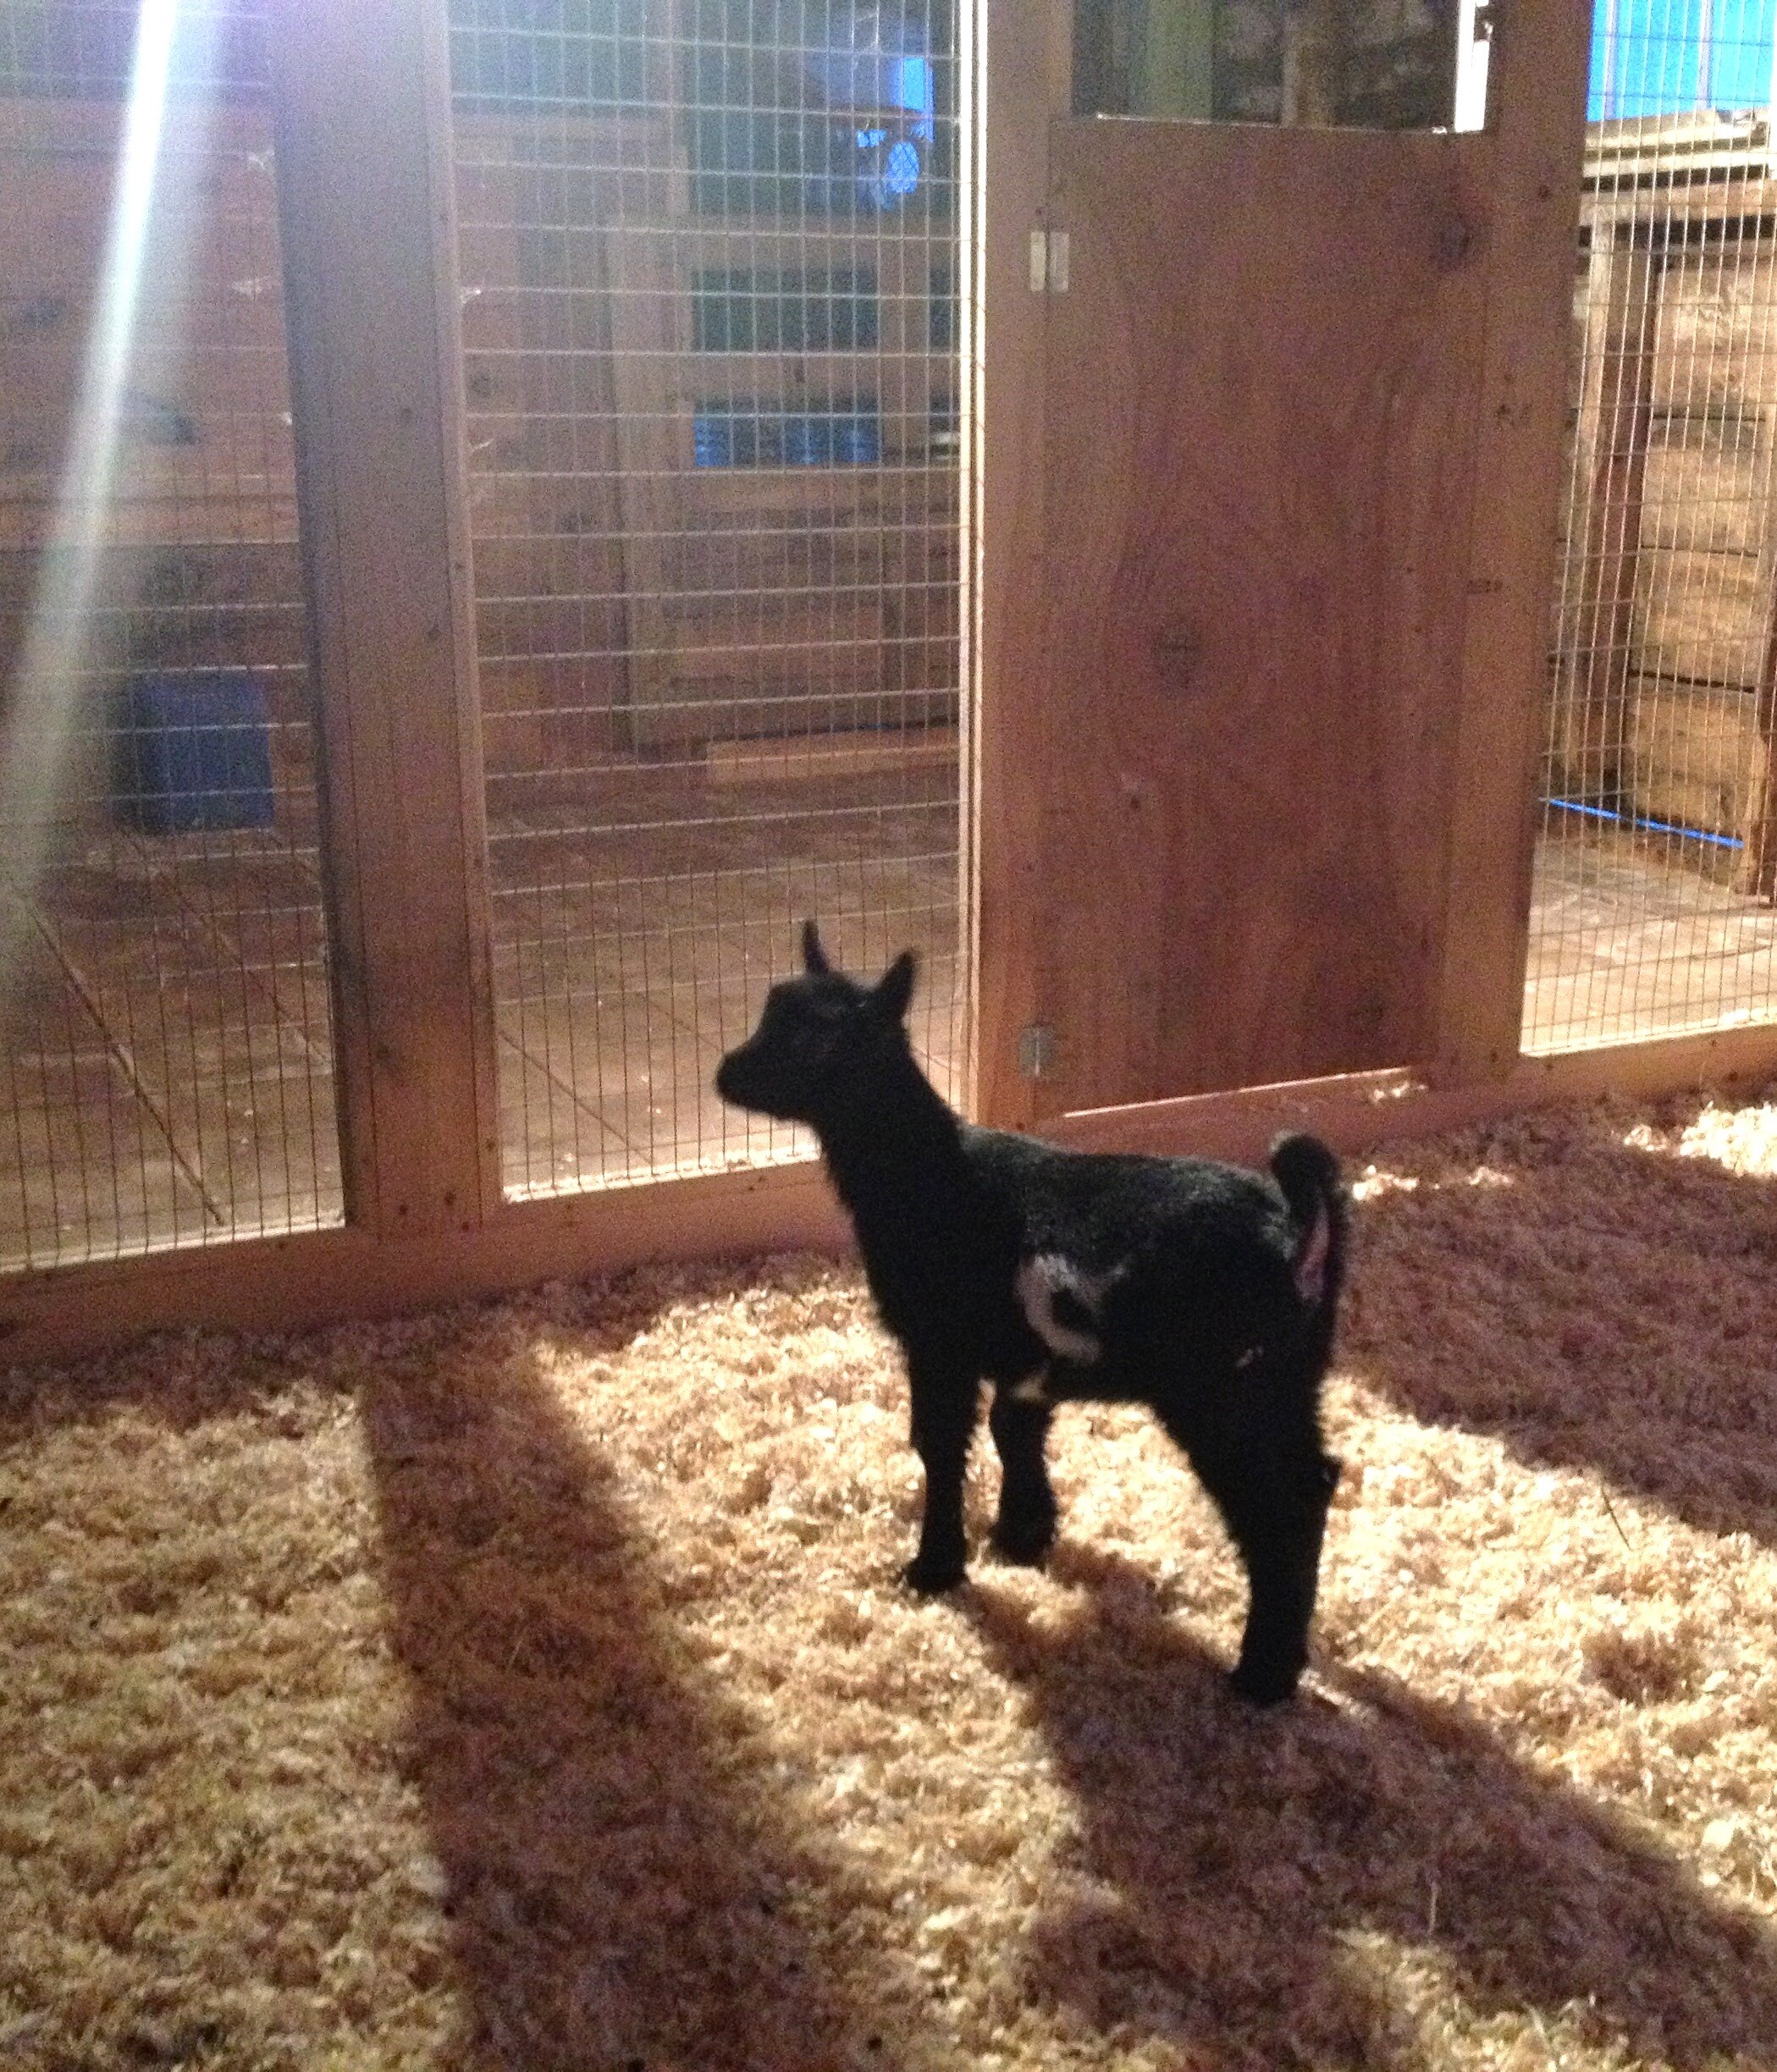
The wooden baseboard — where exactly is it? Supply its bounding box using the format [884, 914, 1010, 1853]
[7, 1022, 1775, 1368]
[0, 1159, 850, 1369]
[1046, 1022, 1777, 1164]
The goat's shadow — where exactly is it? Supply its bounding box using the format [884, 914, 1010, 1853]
[960, 1551, 1777, 2070]
[359, 1286, 929, 2072]
[1344, 1105, 1777, 1546]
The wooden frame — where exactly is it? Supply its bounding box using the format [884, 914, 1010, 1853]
[1429, 0, 1597, 1082]
[271, 0, 499, 1235]
[9, 1020, 1776, 1366]
[8, 0, 1777, 1370]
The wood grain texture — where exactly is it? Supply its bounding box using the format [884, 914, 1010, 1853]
[1430, 0, 1596, 1080]
[1032, 118, 1493, 1109]
[1632, 544, 1769, 686]
[972, 0, 1079, 1128]
[0, 1158, 850, 1366]
[1625, 675, 1763, 835]
[269, 0, 499, 1234]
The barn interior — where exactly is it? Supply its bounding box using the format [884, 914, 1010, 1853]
[3, 3, 1776, 2068]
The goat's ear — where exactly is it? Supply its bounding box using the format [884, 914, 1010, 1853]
[801, 919, 831, 975]
[873, 950, 917, 1022]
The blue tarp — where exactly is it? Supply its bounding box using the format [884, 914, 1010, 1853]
[1590, 0, 1774, 118]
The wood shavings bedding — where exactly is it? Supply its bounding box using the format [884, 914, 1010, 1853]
[3, 1090, 1776, 2069]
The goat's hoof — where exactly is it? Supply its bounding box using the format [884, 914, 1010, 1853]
[989, 1515, 1056, 1568]
[902, 1549, 967, 1594]
[1228, 1656, 1304, 1706]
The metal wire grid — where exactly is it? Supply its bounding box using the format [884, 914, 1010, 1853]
[0, 0, 342, 1267]
[450, 0, 964, 1196]
[1526, 2, 1777, 1053]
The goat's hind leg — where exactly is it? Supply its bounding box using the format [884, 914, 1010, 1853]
[987, 1384, 1057, 1566]
[902, 1357, 980, 1593]
[1162, 1392, 1338, 1705]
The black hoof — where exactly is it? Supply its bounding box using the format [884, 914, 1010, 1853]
[989, 1513, 1057, 1568]
[902, 1548, 967, 1594]
[1228, 1655, 1304, 1706]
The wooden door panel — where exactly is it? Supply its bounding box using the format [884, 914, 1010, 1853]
[1032, 119, 1496, 1110]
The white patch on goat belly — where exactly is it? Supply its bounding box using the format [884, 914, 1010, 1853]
[1233, 1344, 1262, 1370]
[1009, 1369, 1051, 1406]
[1014, 1253, 1118, 1365]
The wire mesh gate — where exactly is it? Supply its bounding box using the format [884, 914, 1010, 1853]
[0, 0, 965, 1266]
[0, 0, 339, 1270]
[1530, 0, 1777, 1049]
[450, 1, 966, 1197]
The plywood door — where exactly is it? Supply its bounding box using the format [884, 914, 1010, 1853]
[1010, 118, 1498, 1113]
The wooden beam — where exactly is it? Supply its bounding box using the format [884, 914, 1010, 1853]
[269, 0, 500, 1235]
[970, 0, 1072, 1128]
[0, 1160, 849, 1368]
[8, 1022, 1776, 1368]
[1736, 599, 1777, 900]
[1044, 1020, 1777, 1163]
[1430, 0, 1596, 1082]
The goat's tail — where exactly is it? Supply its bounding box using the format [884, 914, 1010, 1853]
[1269, 1132, 1349, 1311]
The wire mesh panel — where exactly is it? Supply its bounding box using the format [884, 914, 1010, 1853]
[0, 0, 341, 1266]
[449, 0, 964, 1194]
[1529, 0, 1777, 1050]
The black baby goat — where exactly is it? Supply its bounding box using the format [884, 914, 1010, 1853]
[715, 923, 1349, 1703]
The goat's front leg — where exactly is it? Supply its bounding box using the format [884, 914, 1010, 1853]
[987, 1384, 1057, 1565]
[902, 1357, 980, 1592]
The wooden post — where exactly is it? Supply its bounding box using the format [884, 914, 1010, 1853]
[1429, 0, 1595, 1083]
[268, 0, 501, 1234]
[1736, 608, 1777, 901]
[970, 0, 1073, 1127]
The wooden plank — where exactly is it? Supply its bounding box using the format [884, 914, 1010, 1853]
[0, 96, 298, 547]
[971, 0, 1071, 1127]
[1640, 425, 1771, 555]
[1552, 229, 1655, 804]
[1632, 544, 1769, 686]
[1046, 1022, 1777, 1162]
[9, 1017, 1777, 1366]
[0, 1157, 851, 1365]
[705, 726, 958, 785]
[1034, 120, 1491, 1108]
[268, 0, 499, 1234]
[602, 212, 689, 742]
[1431, 0, 1598, 1082]
[1624, 675, 1763, 835]
[1653, 248, 1777, 416]
[1736, 560, 1777, 899]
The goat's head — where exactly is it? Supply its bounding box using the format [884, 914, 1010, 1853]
[714, 920, 918, 1125]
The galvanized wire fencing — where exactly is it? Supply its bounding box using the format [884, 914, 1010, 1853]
[1530, 0, 1777, 1050]
[449, 0, 965, 1196]
[0, 0, 340, 1267]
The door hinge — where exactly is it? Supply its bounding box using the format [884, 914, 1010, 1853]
[1018, 1022, 1059, 1078]
[1028, 228, 1070, 294]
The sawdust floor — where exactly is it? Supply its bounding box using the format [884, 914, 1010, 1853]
[4, 1090, 1777, 2071]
